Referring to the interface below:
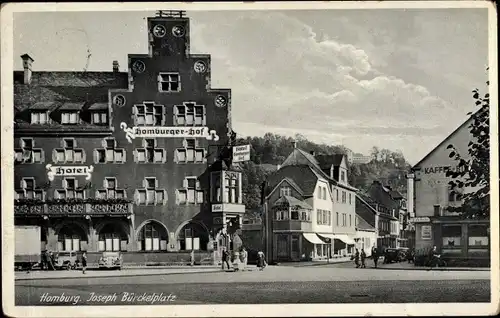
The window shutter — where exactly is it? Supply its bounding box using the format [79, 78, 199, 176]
[82, 150, 87, 163]
[173, 105, 178, 125]
[196, 180, 200, 189]
[40, 149, 45, 163]
[202, 106, 207, 126]
[122, 149, 126, 163]
[182, 178, 188, 189]
[155, 178, 159, 188]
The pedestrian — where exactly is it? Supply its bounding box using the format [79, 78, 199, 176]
[240, 247, 248, 271]
[360, 249, 366, 268]
[48, 251, 55, 270]
[354, 248, 360, 268]
[371, 245, 379, 268]
[257, 251, 266, 271]
[190, 249, 195, 266]
[221, 247, 231, 271]
[81, 251, 87, 274]
[427, 246, 439, 271]
[41, 250, 47, 271]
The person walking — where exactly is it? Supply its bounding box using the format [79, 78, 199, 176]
[427, 246, 439, 271]
[371, 245, 379, 268]
[81, 251, 87, 274]
[360, 249, 366, 268]
[257, 251, 267, 271]
[354, 248, 360, 268]
[240, 247, 248, 271]
[221, 247, 231, 271]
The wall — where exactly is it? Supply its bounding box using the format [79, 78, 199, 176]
[331, 185, 356, 235]
[311, 179, 332, 233]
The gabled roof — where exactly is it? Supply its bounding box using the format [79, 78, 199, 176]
[267, 165, 319, 196]
[412, 112, 476, 169]
[273, 195, 313, 209]
[356, 214, 375, 231]
[356, 194, 378, 214]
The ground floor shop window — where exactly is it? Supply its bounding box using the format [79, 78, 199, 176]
[98, 223, 128, 251]
[468, 225, 489, 255]
[137, 222, 168, 251]
[58, 224, 86, 251]
[442, 225, 462, 248]
[178, 222, 209, 251]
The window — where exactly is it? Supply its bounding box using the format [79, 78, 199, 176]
[31, 111, 49, 124]
[342, 213, 347, 226]
[53, 138, 85, 164]
[174, 102, 205, 126]
[224, 172, 240, 204]
[336, 189, 339, 202]
[176, 138, 205, 163]
[17, 178, 44, 200]
[92, 112, 108, 125]
[136, 177, 167, 205]
[178, 177, 204, 205]
[341, 171, 346, 182]
[58, 225, 85, 252]
[61, 112, 79, 124]
[448, 186, 463, 203]
[56, 178, 84, 199]
[159, 73, 180, 92]
[342, 191, 347, 203]
[349, 193, 352, 205]
[138, 222, 168, 251]
[468, 225, 489, 247]
[98, 223, 127, 252]
[14, 138, 44, 164]
[95, 138, 126, 164]
[349, 215, 352, 227]
[136, 138, 166, 163]
[275, 209, 288, 221]
[322, 187, 327, 200]
[442, 225, 462, 247]
[317, 187, 322, 199]
[280, 186, 291, 197]
[336, 212, 339, 226]
[317, 210, 331, 226]
[96, 178, 126, 199]
[134, 102, 164, 126]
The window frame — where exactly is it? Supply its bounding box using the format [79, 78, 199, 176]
[175, 138, 205, 164]
[134, 102, 165, 127]
[158, 72, 181, 93]
[61, 111, 80, 125]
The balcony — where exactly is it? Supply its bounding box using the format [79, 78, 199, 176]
[14, 199, 133, 217]
[273, 220, 312, 232]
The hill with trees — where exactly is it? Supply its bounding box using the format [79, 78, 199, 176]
[235, 133, 412, 221]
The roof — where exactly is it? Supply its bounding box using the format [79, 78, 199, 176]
[412, 112, 477, 169]
[58, 102, 86, 111]
[267, 165, 319, 196]
[88, 102, 109, 110]
[273, 195, 313, 209]
[389, 190, 403, 200]
[258, 164, 279, 172]
[28, 101, 60, 111]
[356, 214, 375, 231]
[315, 154, 344, 169]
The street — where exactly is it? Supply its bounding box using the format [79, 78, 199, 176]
[15, 265, 491, 305]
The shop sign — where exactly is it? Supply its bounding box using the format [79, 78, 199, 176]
[422, 165, 465, 174]
[46, 164, 94, 181]
[410, 217, 431, 223]
[421, 225, 432, 240]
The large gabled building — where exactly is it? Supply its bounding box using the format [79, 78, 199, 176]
[13, 11, 245, 265]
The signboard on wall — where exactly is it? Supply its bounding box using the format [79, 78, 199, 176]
[421, 225, 432, 240]
[212, 204, 223, 213]
[46, 164, 94, 181]
[410, 217, 431, 223]
[232, 145, 251, 163]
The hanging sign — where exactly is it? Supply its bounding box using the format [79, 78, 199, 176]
[46, 164, 94, 181]
[120, 122, 220, 143]
[232, 144, 251, 163]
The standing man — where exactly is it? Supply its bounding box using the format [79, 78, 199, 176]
[354, 248, 360, 268]
[221, 247, 231, 271]
[240, 247, 248, 271]
[371, 245, 379, 268]
[81, 251, 87, 274]
[427, 246, 439, 271]
[360, 249, 367, 268]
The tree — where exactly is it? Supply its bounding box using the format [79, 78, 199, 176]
[446, 78, 490, 219]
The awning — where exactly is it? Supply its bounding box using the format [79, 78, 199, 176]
[333, 234, 356, 245]
[318, 233, 336, 240]
[303, 233, 325, 245]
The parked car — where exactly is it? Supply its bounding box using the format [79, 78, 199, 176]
[383, 248, 408, 263]
[98, 252, 123, 270]
[54, 251, 78, 270]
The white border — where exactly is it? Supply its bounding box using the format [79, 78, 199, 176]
[1, 1, 498, 317]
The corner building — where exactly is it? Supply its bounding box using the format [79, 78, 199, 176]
[13, 11, 241, 263]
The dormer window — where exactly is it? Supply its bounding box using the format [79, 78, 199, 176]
[31, 111, 49, 124]
[61, 112, 79, 124]
[92, 111, 108, 125]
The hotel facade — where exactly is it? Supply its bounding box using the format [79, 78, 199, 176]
[13, 11, 245, 264]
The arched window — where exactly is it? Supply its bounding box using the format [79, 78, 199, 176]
[98, 223, 128, 252]
[58, 224, 86, 252]
[137, 222, 168, 251]
[178, 222, 209, 251]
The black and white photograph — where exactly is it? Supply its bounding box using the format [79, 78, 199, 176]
[1, 1, 498, 317]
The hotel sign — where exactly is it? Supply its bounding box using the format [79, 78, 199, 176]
[232, 145, 251, 163]
[120, 123, 219, 143]
[212, 204, 223, 213]
[46, 164, 94, 181]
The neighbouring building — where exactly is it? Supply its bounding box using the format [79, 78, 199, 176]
[354, 214, 377, 257]
[263, 142, 357, 263]
[13, 10, 245, 265]
[345, 149, 373, 165]
[408, 114, 490, 265]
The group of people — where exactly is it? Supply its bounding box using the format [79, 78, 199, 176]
[221, 247, 267, 271]
[40, 250, 87, 273]
[351, 245, 381, 268]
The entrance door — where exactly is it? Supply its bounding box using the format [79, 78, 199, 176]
[291, 235, 300, 260]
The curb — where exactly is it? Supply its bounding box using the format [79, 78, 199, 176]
[15, 269, 224, 281]
[374, 267, 490, 272]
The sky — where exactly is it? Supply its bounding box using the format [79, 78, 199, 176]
[12, 8, 489, 164]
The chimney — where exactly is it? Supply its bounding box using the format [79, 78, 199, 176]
[21, 54, 34, 84]
[112, 60, 119, 72]
[291, 140, 297, 148]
